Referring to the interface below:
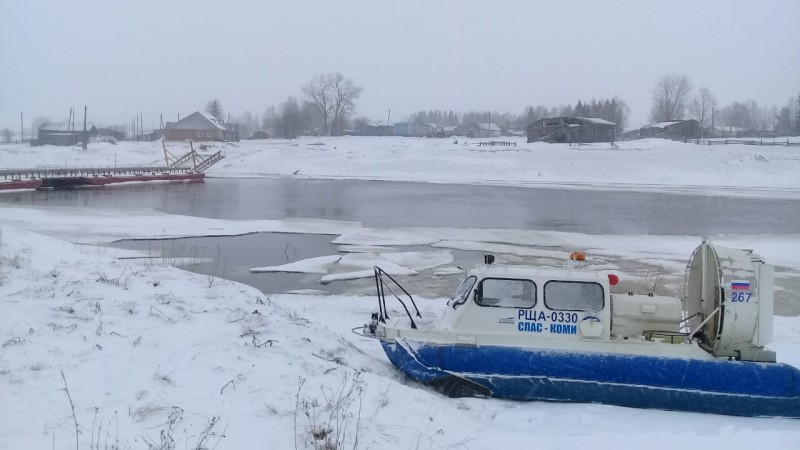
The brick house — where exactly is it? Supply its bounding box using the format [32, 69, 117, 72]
[165, 111, 239, 142]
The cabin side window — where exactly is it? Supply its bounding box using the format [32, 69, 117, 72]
[476, 278, 536, 308]
[544, 281, 604, 311]
[449, 276, 477, 307]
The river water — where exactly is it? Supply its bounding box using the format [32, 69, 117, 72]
[3, 178, 799, 314]
[3, 178, 800, 235]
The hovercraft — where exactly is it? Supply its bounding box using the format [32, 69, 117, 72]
[355, 240, 800, 417]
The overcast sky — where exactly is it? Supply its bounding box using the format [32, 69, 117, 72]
[1, 0, 798, 132]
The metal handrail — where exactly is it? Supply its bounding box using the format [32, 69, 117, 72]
[373, 266, 421, 329]
[0, 165, 193, 178]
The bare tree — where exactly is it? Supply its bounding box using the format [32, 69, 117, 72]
[206, 99, 224, 120]
[263, 105, 278, 132]
[0, 128, 11, 143]
[302, 74, 332, 133]
[279, 96, 302, 138]
[238, 110, 255, 138]
[765, 104, 779, 132]
[302, 72, 362, 135]
[795, 92, 800, 131]
[301, 100, 323, 133]
[689, 87, 716, 137]
[776, 105, 793, 134]
[650, 74, 693, 123]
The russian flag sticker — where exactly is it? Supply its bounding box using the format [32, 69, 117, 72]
[731, 280, 750, 290]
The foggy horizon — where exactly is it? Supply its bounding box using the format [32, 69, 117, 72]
[1, 0, 799, 132]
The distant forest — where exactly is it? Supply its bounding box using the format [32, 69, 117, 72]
[407, 97, 630, 131]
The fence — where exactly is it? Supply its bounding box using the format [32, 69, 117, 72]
[692, 139, 800, 147]
[477, 141, 517, 147]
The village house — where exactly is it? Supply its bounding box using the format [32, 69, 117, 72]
[526, 117, 616, 143]
[36, 122, 98, 146]
[442, 125, 459, 136]
[356, 120, 393, 136]
[639, 120, 700, 140]
[462, 122, 503, 138]
[710, 125, 765, 138]
[393, 122, 440, 137]
[164, 111, 239, 142]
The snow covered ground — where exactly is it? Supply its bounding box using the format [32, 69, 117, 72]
[2, 136, 800, 449]
[2, 136, 800, 197]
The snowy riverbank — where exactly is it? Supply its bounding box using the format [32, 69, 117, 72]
[2, 136, 800, 198]
[2, 136, 800, 448]
[2, 226, 800, 449]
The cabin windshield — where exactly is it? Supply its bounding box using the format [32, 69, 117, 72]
[477, 278, 536, 308]
[448, 276, 476, 307]
[544, 281, 604, 311]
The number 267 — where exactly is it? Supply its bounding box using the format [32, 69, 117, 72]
[730, 292, 751, 303]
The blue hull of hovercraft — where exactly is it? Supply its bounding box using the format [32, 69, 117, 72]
[381, 341, 800, 417]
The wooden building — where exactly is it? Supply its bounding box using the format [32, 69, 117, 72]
[462, 122, 503, 138]
[639, 120, 700, 140]
[97, 127, 125, 140]
[37, 122, 97, 146]
[165, 112, 239, 142]
[393, 122, 440, 137]
[356, 121, 393, 136]
[526, 117, 616, 143]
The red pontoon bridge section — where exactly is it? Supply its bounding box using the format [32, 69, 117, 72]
[0, 146, 223, 191]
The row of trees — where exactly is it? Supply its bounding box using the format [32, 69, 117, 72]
[524, 97, 630, 130]
[401, 76, 797, 135]
[775, 97, 800, 134]
[216, 71, 799, 139]
[650, 73, 800, 134]
[10, 71, 799, 141]
[224, 72, 364, 139]
[401, 97, 630, 133]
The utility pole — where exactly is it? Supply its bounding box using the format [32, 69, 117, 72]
[20, 112, 23, 143]
[82, 105, 87, 150]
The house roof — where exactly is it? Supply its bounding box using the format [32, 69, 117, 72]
[641, 120, 698, 130]
[394, 121, 434, 128]
[363, 120, 393, 127]
[642, 121, 682, 129]
[526, 117, 616, 129]
[167, 111, 227, 131]
[199, 112, 228, 129]
[575, 117, 616, 126]
[39, 122, 96, 132]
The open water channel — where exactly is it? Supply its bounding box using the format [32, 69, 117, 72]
[3, 178, 799, 313]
